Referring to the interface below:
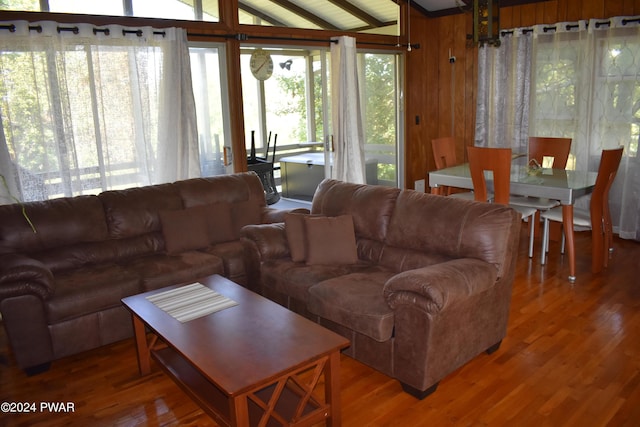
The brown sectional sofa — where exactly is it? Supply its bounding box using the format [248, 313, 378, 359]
[0, 172, 303, 374]
[241, 179, 522, 399]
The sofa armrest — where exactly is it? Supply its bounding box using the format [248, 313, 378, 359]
[261, 207, 310, 224]
[0, 254, 55, 301]
[241, 223, 290, 261]
[383, 258, 498, 314]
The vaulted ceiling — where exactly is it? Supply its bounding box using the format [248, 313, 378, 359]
[237, 0, 546, 34]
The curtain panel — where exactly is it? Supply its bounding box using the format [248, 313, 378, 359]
[0, 20, 200, 203]
[477, 16, 640, 241]
[330, 35, 366, 184]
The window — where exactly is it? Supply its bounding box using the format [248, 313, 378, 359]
[190, 44, 232, 177]
[532, 27, 639, 169]
[240, 46, 401, 196]
[0, 24, 198, 202]
[361, 52, 399, 186]
[594, 37, 640, 159]
[0, 0, 220, 22]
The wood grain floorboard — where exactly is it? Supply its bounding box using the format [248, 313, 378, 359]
[1, 227, 639, 426]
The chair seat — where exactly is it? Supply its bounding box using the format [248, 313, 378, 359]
[509, 195, 560, 210]
[510, 204, 537, 219]
[448, 191, 477, 201]
[540, 205, 592, 228]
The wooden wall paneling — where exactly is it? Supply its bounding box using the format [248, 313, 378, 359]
[501, 6, 516, 30]
[463, 14, 477, 161]
[565, 1, 582, 22]
[453, 13, 469, 151]
[583, 1, 605, 20]
[555, 0, 569, 23]
[534, 3, 546, 25]
[519, 3, 538, 27]
[543, 1, 559, 25]
[605, 1, 624, 19]
[438, 15, 454, 139]
[405, 9, 432, 189]
[425, 17, 442, 180]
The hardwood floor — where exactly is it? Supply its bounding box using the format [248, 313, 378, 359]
[1, 227, 639, 426]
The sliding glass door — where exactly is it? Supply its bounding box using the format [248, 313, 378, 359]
[240, 45, 402, 201]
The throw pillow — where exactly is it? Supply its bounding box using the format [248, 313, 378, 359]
[159, 206, 210, 255]
[284, 212, 309, 262]
[304, 214, 358, 265]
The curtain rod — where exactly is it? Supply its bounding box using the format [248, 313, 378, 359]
[187, 32, 338, 44]
[187, 31, 416, 49]
[500, 17, 640, 36]
[0, 24, 412, 49]
[0, 24, 165, 37]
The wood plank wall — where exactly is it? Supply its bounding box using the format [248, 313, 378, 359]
[406, 0, 640, 190]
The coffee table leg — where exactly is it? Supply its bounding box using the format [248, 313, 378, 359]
[230, 395, 249, 427]
[325, 351, 342, 427]
[132, 314, 151, 375]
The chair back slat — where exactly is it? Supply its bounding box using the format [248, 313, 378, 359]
[591, 147, 624, 214]
[432, 137, 459, 170]
[529, 137, 572, 169]
[467, 146, 512, 205]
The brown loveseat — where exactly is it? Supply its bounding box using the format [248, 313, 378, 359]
[241, 179, 522, 399]
[0, 172, 302, 374]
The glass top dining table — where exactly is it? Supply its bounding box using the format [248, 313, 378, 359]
[428, 164, 599, 282]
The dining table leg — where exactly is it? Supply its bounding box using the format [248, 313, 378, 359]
[562, 204, 576, 283]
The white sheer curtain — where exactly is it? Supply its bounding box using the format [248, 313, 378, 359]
[477, 17, 640, 241]
[476, 30, 533, 156]
[0, 20, 200, 203]
[330, 36, 366, 184]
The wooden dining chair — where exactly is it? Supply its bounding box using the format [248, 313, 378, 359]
[431, 137, 474, 199]
[540, 147, 624, 272]
[510, 137, 572, 207]
[467, 146, 538, 257]
[509, 137, 573, 254]
[528, 136, 572, 168]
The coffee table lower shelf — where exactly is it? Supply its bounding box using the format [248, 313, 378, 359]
[152, 346, 332, 427]
[152, 347, 231, 425]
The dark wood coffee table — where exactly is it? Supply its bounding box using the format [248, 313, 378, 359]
[121, 274, 350, 427]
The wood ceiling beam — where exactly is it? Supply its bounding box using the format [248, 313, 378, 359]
[269, 0, 340, 30]
[327, 0, 385, 28]
[238, 2, 286, 27]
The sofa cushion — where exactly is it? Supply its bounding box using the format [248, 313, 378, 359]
[386, 191, 519, 279]
[0, 195, 108, 255]
[261, 259, 387, 304]
[119, 251, 224, 291]
[32, 241, 119, 273]
[177, 172, 266, 207]
[311, 179, 400, 241]
[46, 264, 140, 323]
[99, 183, 183, 239]
[232, 200, 262, 237]
[308, 271, 396, 342]
[159, 206, 211, 254]
[206, 203, 235, 244]
[202, 241, 246, 280]
[304, 215, 358, 265]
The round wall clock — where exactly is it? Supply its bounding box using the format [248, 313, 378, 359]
[249, 49, 274, 81]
